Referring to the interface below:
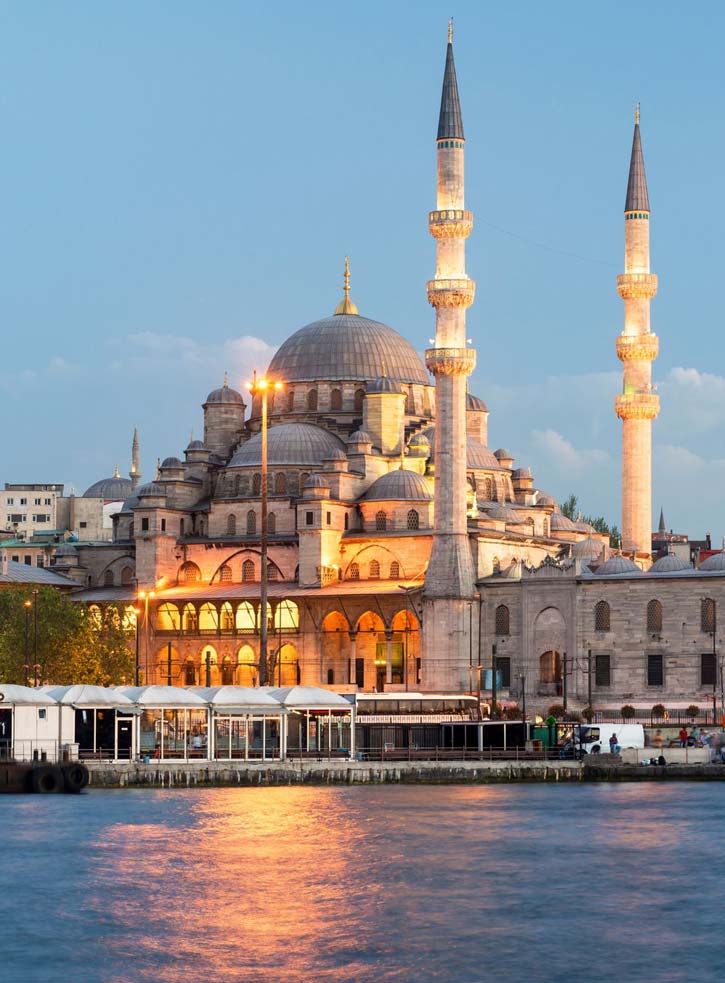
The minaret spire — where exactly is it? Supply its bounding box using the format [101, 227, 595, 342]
[658, 507, 666, 536]
[615, 107, 659, 560]
[130, 426, 141, 489]
[422, 28, 477, 690]
[334, 256, 359, 315]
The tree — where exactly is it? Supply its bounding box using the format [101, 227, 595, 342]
[0, 588, 134, 686]
[561, 494, 578, 520]
[562, 492, 621, 548]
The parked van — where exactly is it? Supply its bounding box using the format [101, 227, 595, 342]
[560, 723, 645, 756]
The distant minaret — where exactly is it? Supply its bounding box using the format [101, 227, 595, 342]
[130, 426, 141, 489]
[422, 22, 477, 690]
[658, 507, 666, 537]
[615, 104, 658, 557]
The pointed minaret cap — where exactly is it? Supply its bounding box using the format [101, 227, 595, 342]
[625, 103, 650, 212]
[437, 20, 464, 141]
[334, 257, 359, 315]
[658, 507, 666, 536]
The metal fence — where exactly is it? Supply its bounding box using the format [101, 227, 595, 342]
[593, 709, 718, 726]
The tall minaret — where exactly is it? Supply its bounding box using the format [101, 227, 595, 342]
[615, 105, 658, 558]
[130, 426, 141, 489]
[422, 23, 477, 690]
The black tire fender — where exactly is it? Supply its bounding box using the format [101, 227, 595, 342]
[30, 765, 64, 794]
[62, 763, 89, 793]
[591, 745, 601, 754]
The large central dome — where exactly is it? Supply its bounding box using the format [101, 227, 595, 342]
[268, 313, 430, 386]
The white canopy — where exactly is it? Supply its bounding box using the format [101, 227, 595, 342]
[0, 684, 58, 706]
[47, 685, 135, 707]
[267, 686, 352, 709]
[193, 686, 285, 711]
[118, 685, 207, 707]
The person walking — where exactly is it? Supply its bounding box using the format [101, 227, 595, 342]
[678, 726, 688, 747]
[609, 732, 620, 754]
[653, 729, 663, 749]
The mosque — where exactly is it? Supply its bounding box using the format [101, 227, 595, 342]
[56, 29, 725, 714]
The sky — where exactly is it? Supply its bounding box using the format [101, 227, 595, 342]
[1, 0, 724, 538]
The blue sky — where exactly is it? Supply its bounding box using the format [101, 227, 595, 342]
[1, 1, 724, 538]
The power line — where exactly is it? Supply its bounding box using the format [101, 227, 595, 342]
[477, 215, 616, 268]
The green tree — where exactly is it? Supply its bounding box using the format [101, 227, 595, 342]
[0, 588, 133, 686]
[562, 492, 621, 549]
[561, 494, 578, 520]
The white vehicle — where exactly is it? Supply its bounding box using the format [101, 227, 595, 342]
[563, 723, 645, 756]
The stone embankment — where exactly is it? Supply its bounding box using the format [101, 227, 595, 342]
[85, 758, 725, 788]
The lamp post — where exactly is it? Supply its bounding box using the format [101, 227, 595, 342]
[32, 590, 39, 686]
[23, 600, 32, 686]
[247, 372, 283, 687]
[133, 606, 142, 686]
[518, 672, 526, 723]
[136, 589, 155, 684]
[711, 628, 717, 725]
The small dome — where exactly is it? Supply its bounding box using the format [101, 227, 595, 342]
[550, 511, 578, 532]
[571, 537, 604, 561]
[367, 376, 403, 395]
[512, 467, 532, 479]
[304, 473, 330, 489]
[363, 469, 433, 502]
[348, 429, 373, 444]
[408, 433, 431, 457]
[186, 439, 206, 451]
[324, 449, 348, 461]
[54, 543, 78, 557]
[161, 457, 183, 469]
[83, 474, 133, 500]
[481, 502, 525, 524]
[205, 377, 245, 406]
[229, 423, 345, 468]
[595, 555, 641, 576]
[421, 428, 501, 470]
[535, 491, 557, 507]
[138, 481, 165, 498]
[466, 393, 488, 412]
[700, 552, 725, 571]
[650, 553, 691, 573]
[493, 448, 513, 461]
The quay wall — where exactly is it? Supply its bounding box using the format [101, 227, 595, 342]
[84, 759, 725, 788]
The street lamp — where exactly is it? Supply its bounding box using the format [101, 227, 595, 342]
[133, 606, 142, 686]
[136, 590, 156, 684]
[518, 672, 526, 723]
[23, 600, 32, 686]
[247, 371, 284, 687]
[31, 590, 39, 686]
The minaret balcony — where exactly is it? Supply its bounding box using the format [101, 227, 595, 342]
[614, 390, 660, 421]
[429, 209, 473, 239]
[426, 278, 476, 309]
[617, 272, 658, 299]
[616, 334, 659, 362]
[425, 347, 477, 376]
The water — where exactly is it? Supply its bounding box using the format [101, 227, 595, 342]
[0, 783, 723, 983]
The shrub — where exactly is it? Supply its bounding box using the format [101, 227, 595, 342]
[621, 704, 636, 719]
[581, 705, 595, 722]
[686, 704, 700, 718]
[567, 710, 581, 722]
[503, 705, 523, 720]
[651, 703, 666, 718]
[547, 704, 567, 720]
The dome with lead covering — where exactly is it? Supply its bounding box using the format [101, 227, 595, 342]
[161, 457, 183, 469]
[362, 469, 433, 502]
[700, 552, 725, 572]
[650, 553, 691, 573]
[367, 376, 403, 394]
[205, 380, 245, 405]
[267, 314, 429, 385]
[229, 423, 345, 468]
[84, 474, 133, 500]
[421, 427, 501, 470]
[466, 393, 488, 412]
[138, 481, 165, 498]
[595, 555, 641, 576]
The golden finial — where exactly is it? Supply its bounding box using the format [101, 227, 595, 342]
[334, 256, 359, 315]
[448, 18, 453, 43]
[635, 102, 640, 125]
[113, 464, 120, 478]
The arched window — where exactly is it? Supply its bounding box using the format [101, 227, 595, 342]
[595, 600, 611, 632]
[330, 388, 342, 411]
[307, 388, 318, 411]
[129, 521, 135, 538]
[702, 598, 716, 633]
[236, 602, 255, 633]
[495, 604, 510, 635]
[184, 658, 196, 686]
[252, 473, 261, 496]
[156, 602, 180, 631]
[484, 478, 493, 500]
[103, 569, 114, 587]
[369, 559, 380, 579]
[234, 474, 241, 496]
[376, 510, 387, 531]
[287, 389, 295, 412]
[404, 388, 412, 413]
[274, 600, 299, 631]
[274, 473, 286, 495]
[492, 556, 501, 574]
[221, 656, 234, 686]
[220, 602, 234, 631]
[268, 563, 279, 581]
[180, 561, 201, 583]
[349, 562, 360, 581]
[390, 560, 400, 579]
[121, 567, 133, 585]
[647, 599, 663, 634]
[182, 604, 198, 632]
[242, 559, 255, 582]
[246, 510, 257, 535]
[218, 564, 232, 583]
[268, 512, 276, 535]
[354, 388, 365, 412]
[407, 509, 419, 530]
[227, 514, 236, 536]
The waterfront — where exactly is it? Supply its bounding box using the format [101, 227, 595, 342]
[1, 784, 723, 982]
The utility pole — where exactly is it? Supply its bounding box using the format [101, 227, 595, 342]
[167, 641, 172, 687]
[491, 644, 497, 718]
[588, 648, 593, 712]
[562, 650, 567, 711]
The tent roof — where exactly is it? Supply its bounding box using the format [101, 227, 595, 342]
[192, 686, 285, 710]
[47, 684, 134, 707]
[0, 684, 58, 705]
[267, 686, 353, 708]
[117, 685, 207, 707]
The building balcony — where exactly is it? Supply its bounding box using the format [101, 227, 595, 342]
[426, 278, 476, 309]
[617, 272, 658, 300]
[428, 209, 473, 239]
[615, 333, 659, 362]
[425, 347, 477, 376]
[614, 390, 660, 421]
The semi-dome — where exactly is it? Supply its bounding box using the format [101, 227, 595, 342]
[228, 423, 345, 468]
[699, 552, 725, 571]
[362, 469, 433, 502]
[84, 472, 133, 500]
[595, 555, 641, 576]
[571, 537, 604, 561]
[650, 553, 691, 573]
[550, 511, 578, 532]
[267, 313, 429, 385]
[421, 427, 501, 470]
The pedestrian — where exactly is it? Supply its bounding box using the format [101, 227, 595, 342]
[678, 726, 688, 747]
[653, 729, 663, 749]
[692, 725, 701, 744]
[609, 732, 620, 754]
